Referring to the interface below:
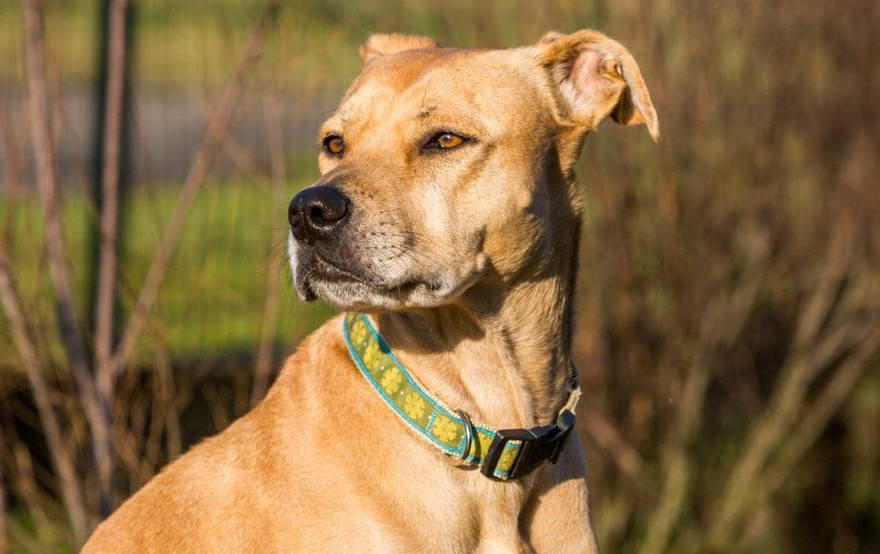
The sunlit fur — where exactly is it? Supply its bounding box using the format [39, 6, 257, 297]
[85, 29, 657, 553]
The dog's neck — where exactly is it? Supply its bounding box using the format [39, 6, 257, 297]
[375, 193, 581, 429]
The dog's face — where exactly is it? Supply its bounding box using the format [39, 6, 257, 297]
[289, 31, 657, 311]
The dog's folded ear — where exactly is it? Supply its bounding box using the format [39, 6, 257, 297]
[360, 34, 439, 63]
[539, 30, 659, 141]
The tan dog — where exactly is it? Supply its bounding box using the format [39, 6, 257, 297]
[84, 29, 657, 553]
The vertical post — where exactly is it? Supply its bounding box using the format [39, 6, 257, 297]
[92, 0, 133, 458]
[21, 0, 113, 522]
[0, 425, 6, 553]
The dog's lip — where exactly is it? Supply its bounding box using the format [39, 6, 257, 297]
[299, 279, 317, 301]
[311, 252, 372, 284]
[304, 253, 444, 296]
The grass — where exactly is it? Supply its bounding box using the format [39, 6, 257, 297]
[1, 176, 334, 369]
[0, 0, 439, 88]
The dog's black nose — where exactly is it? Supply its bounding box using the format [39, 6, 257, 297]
[288, 186, 351, 243]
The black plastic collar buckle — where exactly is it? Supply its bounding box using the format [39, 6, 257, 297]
[480, 410, 576, 480]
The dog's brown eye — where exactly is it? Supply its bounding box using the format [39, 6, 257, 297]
[323, 135, 345, 155]
[424, 131, 468, 151]
[437, 133, 464, 148]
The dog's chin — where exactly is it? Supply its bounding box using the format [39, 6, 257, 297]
[308, 279, 445, 311]
[293, 255, 482, 312]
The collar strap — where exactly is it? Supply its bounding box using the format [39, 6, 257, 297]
[342, 313, 581, 480]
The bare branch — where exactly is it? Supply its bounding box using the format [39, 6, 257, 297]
[0, 105, 25, 203]
[706, 227, 861, 548]
[251, 92, 287, 406]
[108, 0, 281, 381]
[0, 246, 89, 543]
[223, 133, 265, 178]
[748, 326, 880, 528]
[637, 226, 768, 554]
[9, 433, 52, 542]
[94, 0, 131, 413]
[21, 0, 113, 518]
[581, 404, 643, 478]
[0, 425, 7, 554]
[155, 344, 183, 459]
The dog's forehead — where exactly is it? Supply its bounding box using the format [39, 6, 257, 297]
[331, 48, 545, 130]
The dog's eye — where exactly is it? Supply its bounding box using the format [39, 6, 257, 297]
[323, 135, 345, 156]
[424, 132, 467, 151]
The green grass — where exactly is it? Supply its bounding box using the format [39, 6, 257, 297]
[0, 0, 441, 88]
[0, 0, 599, 88]
[1, 177, 334, 369]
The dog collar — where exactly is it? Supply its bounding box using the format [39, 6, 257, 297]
[343, 312, 581, 480]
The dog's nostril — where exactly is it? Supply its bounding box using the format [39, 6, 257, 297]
[309, 206, 325, 222]
[315, 200, 347, 223]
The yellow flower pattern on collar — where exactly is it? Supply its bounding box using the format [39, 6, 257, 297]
[403, 392, 428, 420]
[432, 414, 459, 443]
[380, 367, 403, 395]
[343, 313, 523, 479]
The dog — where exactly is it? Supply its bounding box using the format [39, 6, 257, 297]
[84, 29, 657, 553]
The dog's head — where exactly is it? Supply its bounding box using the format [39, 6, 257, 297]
[288, 30, 658, 311]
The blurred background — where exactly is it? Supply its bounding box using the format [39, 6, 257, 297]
[1, 0, 878, 552]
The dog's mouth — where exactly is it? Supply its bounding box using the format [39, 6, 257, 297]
[294, 246, 445, 306]
[312, 252, 371, 286]
[294, 251, 365, 302]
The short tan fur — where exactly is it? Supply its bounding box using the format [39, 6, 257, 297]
[84, 29, 657, 553]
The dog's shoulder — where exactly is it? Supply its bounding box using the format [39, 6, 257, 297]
[269, 313, 356, 401]
[83, 315, 357, 552]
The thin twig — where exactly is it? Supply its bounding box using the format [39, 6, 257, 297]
[636, 364, 708, 554]
[94, 0, 131, 422]
[0, 246, 89, 543]
[0, 425, 7, 554]
[107, 0, 281, 382]
[581, 404, 643, 478]
[637, 226, 768, 554]
[739, 327, 880, 542]
[155, 343, 183, 459]
[21, 0, 113, 520]
[706, 227, 857, 547]
[0, 105, 25, 203]
[10, 435, 52, 543]
[223, 133, 266, 178]
[251, 92, 287, 406]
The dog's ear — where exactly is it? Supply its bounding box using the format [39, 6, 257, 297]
[360, 34, 439, 63]
[539, 30, 659, 141]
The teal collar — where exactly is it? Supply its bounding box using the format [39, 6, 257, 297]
[342, 312, 581, 480]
